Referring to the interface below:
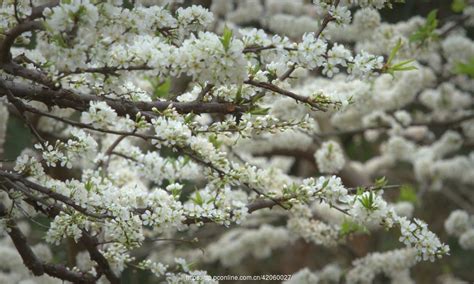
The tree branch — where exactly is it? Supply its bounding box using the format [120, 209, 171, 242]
[28, 1, 60, 20]
[80, 232, 121, 284]
[0, 20, 44, 63]
[0, 171, 108, 219]
[0, 203, 44, 275]
[1, 61, 57, 89]
[0, 78, 249, 117]
[245, 79, 325, 111]
[0, 202, 96, 283]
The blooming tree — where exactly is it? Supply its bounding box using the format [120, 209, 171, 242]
[0, 0, 473, 283]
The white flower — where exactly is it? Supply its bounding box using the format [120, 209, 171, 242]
[394, 110, 412, 127]
[397, 216, 449, 262]
[459, 229, 474, 250]
[349, 51, 384, 78]
[14, 153, 44, 176]
[207, 225, 291, 267]
[176, 5, 214, 31]
[44, 0, 99, 34]
[150, 262, 168, 277]
[328, 5, 351, 25]
[81, 101, 118, 128]
[327, 44, 352, 67]
[350, 191, 391, 226]
[152, 109, 192, 147]
[383, 136, 417, 162]
[444, 210, 471, 237]
[296, 33, 327, 69]
[174, 257, 190, 272]
[393, 201, 414, 218]
[320, 175, 351, 204]
[346, 248, 417, 284]
[45, 213, 84, 245]
[314, 141, 345, 174]
[353, 8, 381, 32]
[177, 31, 248, 85]
[284, 268, 320, 284]
[353, 0, 394, 9]
[464, 6, 474, 27]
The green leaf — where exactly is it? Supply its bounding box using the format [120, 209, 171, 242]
[249, 106, 270, 115]
[321, 179, 330, 190]
[182, 156, 191, 166]
[249, 63, 261, 76]
[250, 93, 265, 104]
[383, 40, 418, 77]
[208, 134, 223, 149]
[359, 192, 378, 211]
[192, 191, 204, 206]
[454, 57, 474, 78]
[374, 176, 387, 189]
[398, 185, 418, 204]
[426, 9, 438, 26]
[392, 59, 417, 68]
[451, 0, 467, 12]
[392, 65, 418, 72]
[220, 26, 233, 52]
[171, 186, 182, 199]
[153, 77, 171, 99]
[206, 197, 216, 204]
[409, 9, 439, 43]
[84, 180, 93, 192]
[387, 39, 403, 66]
[387, 59, 418, 76]
[51, 34, 68, 48]
[235, 85, 243, 104]
[284, 183, 299, 195]
[340, 219, 368, 237]
[184, 113, 196, 124]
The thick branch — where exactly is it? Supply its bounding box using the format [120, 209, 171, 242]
[58, 64, 154, 78]
[0, 1, 58, 62]
[29, 1, 60, 20]
[1, 61, 57, 89]
[0, 203, 44, 275]
[0, 78, 249, 117]
[80, 232, 121, 284]
[0, 202, 95, 283]
[1, 184, 118, 283]
[43, 263, 96, 283]
[0, 21, 44, 63]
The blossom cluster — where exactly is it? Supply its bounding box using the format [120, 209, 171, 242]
[445, 210, 474, 250]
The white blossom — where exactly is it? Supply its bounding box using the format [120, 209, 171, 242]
[314, 141, 345, 174]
